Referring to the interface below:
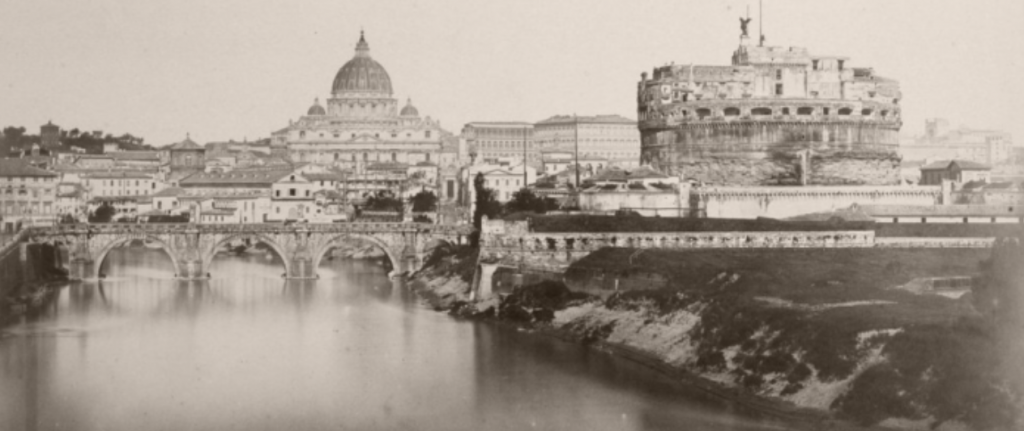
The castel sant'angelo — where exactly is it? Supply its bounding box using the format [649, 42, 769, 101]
[637, 19, 902, 186]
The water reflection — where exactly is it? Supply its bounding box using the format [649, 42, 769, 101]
[0, 247, 787, 431]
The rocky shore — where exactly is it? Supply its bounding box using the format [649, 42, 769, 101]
[410, 244, 1023, 431]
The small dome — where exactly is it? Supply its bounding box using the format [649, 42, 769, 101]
[331, 31, 393, 97]
[400, 98, 419, 117]
[307, 98, 326, 116]
[169, 133, 202, 151]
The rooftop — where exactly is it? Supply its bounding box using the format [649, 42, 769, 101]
[179, 169, 293, 186]
[0, 159, 58, 177]
[920, 160, 992, 171]
[536, 114, 636, 125]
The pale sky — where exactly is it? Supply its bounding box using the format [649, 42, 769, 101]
[2, 0, 1022, 147]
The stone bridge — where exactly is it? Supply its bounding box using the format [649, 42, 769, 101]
[24, 223, 471, 281]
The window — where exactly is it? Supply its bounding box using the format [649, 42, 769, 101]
[775, 69, 782, 79]
[775, 84, 783, 95]
[391, 152, 397, 161]
[425, 131, 431, 138]
[812, 60, 819, 70]
[306, 190, 310, 197]
[289, 189, 296, 196]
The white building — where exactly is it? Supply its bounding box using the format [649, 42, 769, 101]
[81, 171, 161, 198]
[466, 163, 538, 203]
[0, 159, 59, 230]
[533, 115, 641, 169]
[461, 122, 535, 164]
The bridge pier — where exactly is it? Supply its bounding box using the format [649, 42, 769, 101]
[389, 271, 406, 302]
[287, 257, 316, 279]
[176, 259, 208, 280]
[475, 263, 498, 300]
[68, 258, 94, 281]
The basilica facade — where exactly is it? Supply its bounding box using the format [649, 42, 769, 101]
[270, 32, 455, 171]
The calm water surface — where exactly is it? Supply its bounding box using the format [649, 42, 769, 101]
[1, 247, 788, 431]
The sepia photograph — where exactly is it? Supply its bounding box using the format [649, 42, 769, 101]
[0, 1, 1022, 430]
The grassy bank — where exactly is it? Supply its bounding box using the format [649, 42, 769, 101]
[412, 244, 1023, 430]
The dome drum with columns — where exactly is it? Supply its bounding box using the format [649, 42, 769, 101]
[272, 32, 453, 170]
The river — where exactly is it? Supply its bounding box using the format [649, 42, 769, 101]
[1, 247, 789, 431]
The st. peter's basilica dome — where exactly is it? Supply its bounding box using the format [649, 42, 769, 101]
[331, 32, 393, 97]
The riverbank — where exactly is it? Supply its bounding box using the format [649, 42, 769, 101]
[410, 245, 1023, 431]
[0, 279, 65, 326]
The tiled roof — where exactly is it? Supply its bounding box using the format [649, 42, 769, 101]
[0, 159, 58, 177]
[920, 160, 991, 171]
[82, 171, 154, 179]
[589, 166, 669, 182]
[304, 172, 348, 181]
[535, 114, 635, 125]
[112, 151, 161, 161]
[367, 162, 409, 171]
[153, 187, 186, 197]
[168, 136, 203, 151]
[179, 169, 292, 187]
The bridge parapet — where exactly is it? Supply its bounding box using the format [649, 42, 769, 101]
[22, 222, 470, 281]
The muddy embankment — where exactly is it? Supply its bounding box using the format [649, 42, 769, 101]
[410, 243, 1024, 431]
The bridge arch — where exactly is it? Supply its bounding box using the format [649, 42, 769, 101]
[201, 233, 293, 278]
[92, 235, 180, 279]
[311, 233, 402, 275]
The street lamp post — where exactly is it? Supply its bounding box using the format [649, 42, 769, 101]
[522, 126, 528, 188]
[574, 114, 580, 189]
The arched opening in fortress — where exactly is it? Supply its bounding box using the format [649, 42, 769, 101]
[838, 107, 852, 115]
[797, 107, 814, 115]
[861, 108, 873, 116]
[696, 108, 711, 119]
[724, 107, 740, 116]
[751, 107, 772, 116]
[206, 234, 292, 280]
[96, 238, 178, 280]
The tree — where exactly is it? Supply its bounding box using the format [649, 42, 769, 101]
[471, 173, 501, 247]
[974, 238, 1024, 330]
[505, 188, 559, 214]
[88, 203, 116, 223]
[408, 190, 438, 212]
[363, 190, 403, 213]
[3, 126, 26, 143]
